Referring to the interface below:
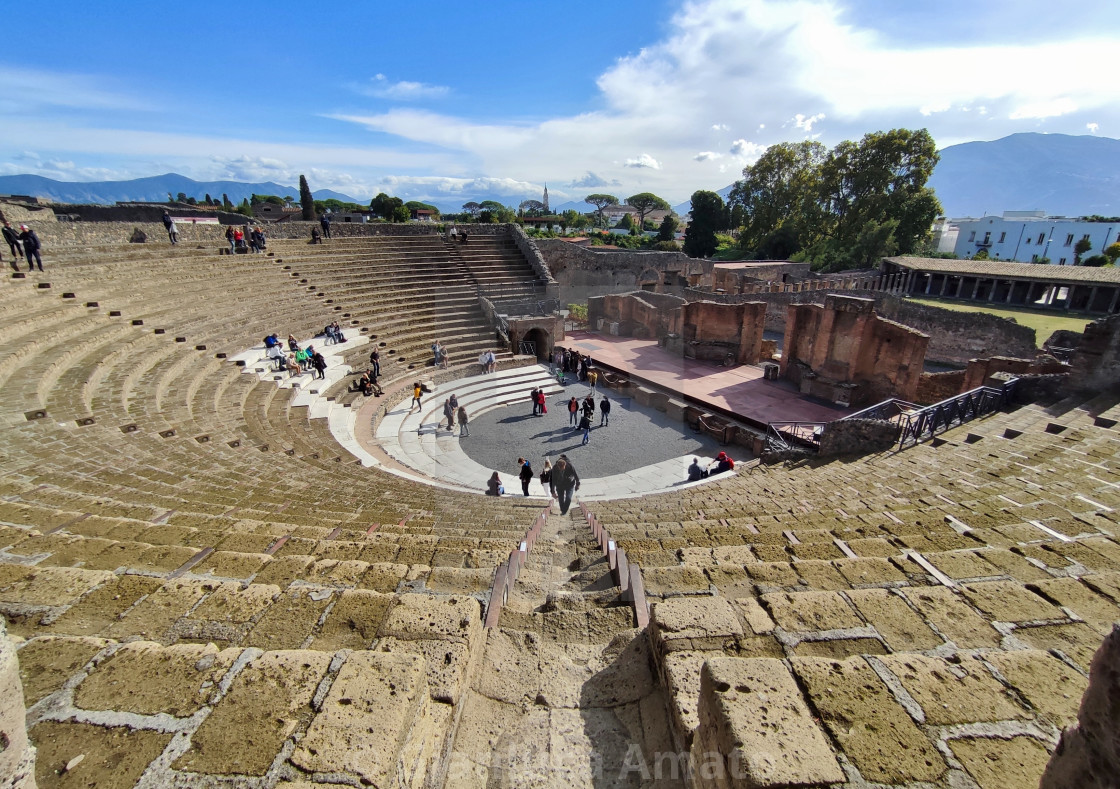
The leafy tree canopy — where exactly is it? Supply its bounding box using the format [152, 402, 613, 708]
[584, 193, 619, 228]
[729, 129, 942, 270]
[370, 193, 404, 220]
[657, 214, 679, 242]
[625, 192, 670, 228]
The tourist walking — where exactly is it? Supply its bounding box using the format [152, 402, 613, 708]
[411, 382, 422, 411]
[320, 214, 332, 239]
[518, 457, 534, 497]
[579, 412, 592, 445]
[2, 221, 23, 264]
[458, 404, 469, 436]
[530, 387, 540, 416]
[443, 398, 455, 431]
[540, 459, 554, 496]
[162, 211, 178, 245]
[552, 455, 580, 515]
[369, 348, 381, 378]
[568, 396, 579, 427]
[588, 368, 598, 390]
[19, 226, 42, 271]
[599, 396, 611, 426]
[537, 389, 547, 415]
[311, 352, 327, 380]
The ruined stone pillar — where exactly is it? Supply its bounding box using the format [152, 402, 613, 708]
[1108, 287, 1120, 315]
[1088, 286, 1099, 312]
[0, 620, 37, 789]
[1005, 280, 1016, 304]
[939, 275, 950, 297]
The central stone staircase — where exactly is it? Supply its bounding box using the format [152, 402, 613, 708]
[447, 506, 682, 787]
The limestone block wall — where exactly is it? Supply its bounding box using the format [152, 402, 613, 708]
[0, 621, 36, 789]
[537, 239, 710, 305]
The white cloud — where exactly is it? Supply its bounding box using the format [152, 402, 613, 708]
[694, 151, 722, 161]
[567, 172, 621, 189]
[1087, 122, 1099, 134]
[1009, 98, 1078, 120]
[792, 113, 826, 131]
[730, 139, 764, 158]
[353, 74, 450, 100]
[624, 153, 661, 169]
[712, 123, 729, 131]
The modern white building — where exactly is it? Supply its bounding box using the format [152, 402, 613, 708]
[951, 212, 1118, 264]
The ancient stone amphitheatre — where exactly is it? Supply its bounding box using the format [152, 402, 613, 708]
[2, 218, 1119, 789]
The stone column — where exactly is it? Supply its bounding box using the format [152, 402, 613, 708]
[1088, 286, 1099, 312]
[0, 620, 37, 789]
[971, 278, 982, 300]
[924, 274, 933, 295]
[1108, 287, 1120, 315]
[939, 275, 950, 297]
[1005, 280, 1016, 304]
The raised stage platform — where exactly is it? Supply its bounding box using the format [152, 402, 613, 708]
[561, 329, 852, 428]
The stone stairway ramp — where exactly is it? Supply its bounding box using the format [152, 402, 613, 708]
[444, 506, 682, 787]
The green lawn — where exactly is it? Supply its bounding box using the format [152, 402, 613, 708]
[908, 297, 1095, 347]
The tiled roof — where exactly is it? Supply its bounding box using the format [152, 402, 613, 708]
[884, 257, 1120, 285]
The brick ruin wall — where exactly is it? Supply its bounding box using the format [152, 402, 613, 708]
[782, 295, 930, 406]
[1070, 313, 1120, 395]
[755, 290, 1038, 366]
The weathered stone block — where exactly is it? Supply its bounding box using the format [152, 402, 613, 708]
[694, 657, 844, 787]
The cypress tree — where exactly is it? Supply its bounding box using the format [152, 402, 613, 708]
[299, 175, 315, 220]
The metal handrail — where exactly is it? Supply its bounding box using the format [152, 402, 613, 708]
[764, 377, 1019, 456]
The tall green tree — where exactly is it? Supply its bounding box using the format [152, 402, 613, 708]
[625, 192, 670, 230]
[298, 175, 315, 220]
[818, 128, 940, 263]
[462, 202, 481, 218]
[728, 129, 942, 270]
[222, 194, 232, 210]
[683, 190, 725, 258]
[729, 140, 827, 258]
[657, 214, 679, 242]
[584, 194, 619, 229]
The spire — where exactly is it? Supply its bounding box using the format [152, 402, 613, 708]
[543, 184, 550, 213]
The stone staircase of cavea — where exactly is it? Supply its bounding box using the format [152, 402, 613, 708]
[1, 226, 1119, 788]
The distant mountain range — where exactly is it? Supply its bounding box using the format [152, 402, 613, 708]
[927, 133, 1120, 218]
[2, 133, 1118, 219]
[0, 173, 362, 208]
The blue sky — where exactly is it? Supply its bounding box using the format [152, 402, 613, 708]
[3, 0, 1119, 207]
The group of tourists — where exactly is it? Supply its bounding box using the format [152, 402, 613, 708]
[264, 333, 328, 379]
[440, 393, 469, 436]
[553, 348, 596, 384]
[224, 224, 267, 254]
[489, 454, 580, 513]
[431, 340, 449, 369]
[447, 227, 469, 244]
[687, 451, 735, 481]
[3, 221, 43, 272]
[351, 346, 384, 397]
[564, 393, 610, 445]
[477, 350, 497, 374]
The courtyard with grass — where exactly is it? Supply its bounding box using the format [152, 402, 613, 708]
[908, 296, 1096, 347]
